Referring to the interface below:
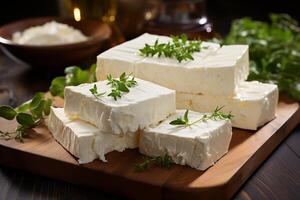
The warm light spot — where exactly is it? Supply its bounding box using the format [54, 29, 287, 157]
[73, 7, 81, 22]
[109, 15, 115, 22]
[145, 11, 153, 20]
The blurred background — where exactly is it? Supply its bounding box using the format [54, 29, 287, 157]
[1, 0, 299, 39]
[1, 0, 300, 105]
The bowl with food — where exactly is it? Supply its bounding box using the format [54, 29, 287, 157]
[0, 17, 111, 70]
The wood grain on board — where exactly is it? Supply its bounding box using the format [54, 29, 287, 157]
[0, 96, 299, 200]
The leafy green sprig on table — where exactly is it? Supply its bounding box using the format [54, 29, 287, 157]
[50, 64, 97, 98]
[170, 106, 233, 126]
[139, 34, 203, 63]
[0, 64, 96, 142]
[223, 13, 300, 101]
[134, 154, 173, 172]
[0, 93, 52, 142]
[106, 72, 137, 100]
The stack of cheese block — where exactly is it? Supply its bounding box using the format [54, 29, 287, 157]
[48, 33, 278, 171]
[96, 33, 279, 130]
[48, 78, 232, 170]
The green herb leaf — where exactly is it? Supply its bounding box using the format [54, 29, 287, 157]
[0, 105, 17, 120]
[16, 113, 35, 127]
[30, 92, 44, 109]
[16, 102, 30, 113]
[169, 118, 187, 125]
[31, 100, 45, 119]
[183, 109, 189, 123]
[170, 110, 189, 125]
[89, 63, 97, 82]
[44, 99, 52, 115]
[117, 82, 129, 92]
[49, 76, 66, 98]
[89, 84, 105, 100]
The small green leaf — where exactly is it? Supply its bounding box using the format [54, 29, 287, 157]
[0, 105, 17, 120]
[183, 110, 189, 123]
[31, 100, 45, 119]
[169, 118, 186, 125]
[73, 68, 90, 85]
[120, 72, 126, 82]
[118, 82, 129, 92]
[43, 99, 52, 116]
[16, 102, 30, 112]
[89, 63, 97, 82]
[30, 92, 44, 109]
[49, 77, 66, 98]
[16, 113, 35, 127]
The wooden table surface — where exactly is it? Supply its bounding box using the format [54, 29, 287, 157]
[0, 51, 300, 200]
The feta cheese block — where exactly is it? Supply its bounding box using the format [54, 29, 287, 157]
[176, 81, 279, 130]
[48, 107, 139, 163]
[64, 78, 176, 135]
[96, 33, 249, 96]
[139, 110, 232, 170]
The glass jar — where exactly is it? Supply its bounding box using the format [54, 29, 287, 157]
[144, 0, 214, 39]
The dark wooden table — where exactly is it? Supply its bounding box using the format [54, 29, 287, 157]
[0, 51, 300, 200]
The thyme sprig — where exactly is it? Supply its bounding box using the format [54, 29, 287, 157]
[170, 106, 234, 126]
[107, 72, 137, 101]
[139, 34, 203, 63]
[89, 84, 105, 100]
[134, 154, 173, 172]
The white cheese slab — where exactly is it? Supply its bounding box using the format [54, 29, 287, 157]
[176, 81, 279, 130]
[48, 107, 139, 164]
[96, 33, 249, 96]
[139, 110, 232, 170]
[64, 78, 176, 135]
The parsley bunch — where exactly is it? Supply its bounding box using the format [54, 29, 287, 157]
[0, 93, 52, 142]
[224, 13, 300, 101]
[139, 34, 203, 63]
[170, 106, 233, 126]
[134, 154, 173, 172]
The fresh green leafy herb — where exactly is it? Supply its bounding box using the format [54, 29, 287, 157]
[0, 105, 17, 120]
[107, 72, 137, 100]
[50, 64, 97, 98]
[134, 154, 173, 172]
[0, 93, 52, 142]
[1, 63, 98, 142]
[89, 84, 105, 99]
[223, 13, 300, 101]
[169, 110, 190, 125]
[170, 106, 233, 127]
[139, 34, 203, 63]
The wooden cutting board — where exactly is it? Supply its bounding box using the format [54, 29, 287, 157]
[0, 96, 299, 200]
